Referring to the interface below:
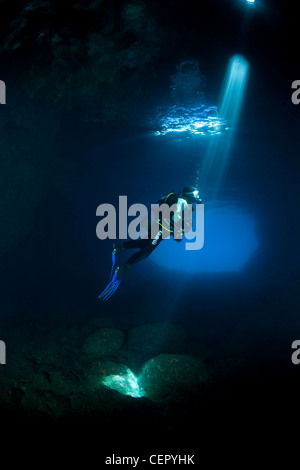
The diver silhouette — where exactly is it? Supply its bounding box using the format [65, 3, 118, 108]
[99, 186, 202, 301]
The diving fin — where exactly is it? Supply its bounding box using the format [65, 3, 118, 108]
[98, 267, 121, 301]
[98, 248, 121, 301]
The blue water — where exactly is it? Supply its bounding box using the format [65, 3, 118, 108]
[151, 206, 258, 273]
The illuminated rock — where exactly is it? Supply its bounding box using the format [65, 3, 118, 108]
[89, 361, 145, 398]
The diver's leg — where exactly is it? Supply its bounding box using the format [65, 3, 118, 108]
[117, 238, 162, 277]
[117, 243, 149, 276]
[125, 245, 150, 266]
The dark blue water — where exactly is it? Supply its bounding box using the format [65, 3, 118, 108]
[2, 86, 299, 347]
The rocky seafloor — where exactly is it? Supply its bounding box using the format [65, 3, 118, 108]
[0, 313, 247, 421]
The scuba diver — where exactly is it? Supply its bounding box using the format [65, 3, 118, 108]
[99, 186, 202, 301]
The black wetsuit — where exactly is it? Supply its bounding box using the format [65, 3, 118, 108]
[120, 192, 188, 269]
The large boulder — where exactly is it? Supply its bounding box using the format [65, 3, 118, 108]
[82, 328, 124, 359]
[139, 354, 208, 400]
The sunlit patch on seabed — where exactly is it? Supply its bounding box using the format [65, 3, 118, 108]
[102, 368, 145, 398]
[150, 207, 259, 273]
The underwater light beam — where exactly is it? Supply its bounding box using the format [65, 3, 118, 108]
[200, 55, 249, 194]
[219, 54, 249, 127]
